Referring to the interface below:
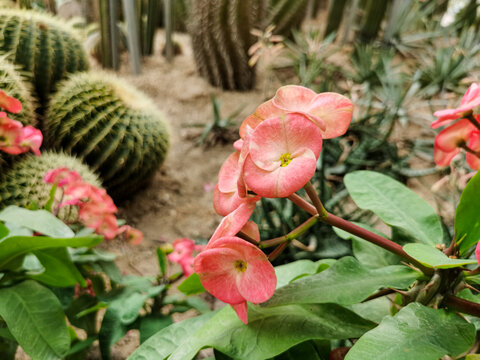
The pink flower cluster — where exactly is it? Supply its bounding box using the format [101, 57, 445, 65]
[167, 238, 205, 277]
[433, 83, 480, 169]
[0, 90, 42, 156]
[194, 85, 353, 324]
[44, 167, 143, 244]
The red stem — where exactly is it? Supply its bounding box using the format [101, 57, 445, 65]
[287, 193, 317, 216]
[444, 294, 480, 317]
[324, 213, 432, 275]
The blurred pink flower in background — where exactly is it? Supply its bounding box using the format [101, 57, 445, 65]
[168, 238, 205, 277]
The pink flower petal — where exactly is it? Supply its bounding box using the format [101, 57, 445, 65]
[244, 151, 317, 198]
[433, 83, 480, 127]
[466, 131, 480, 170]
[273, 85, 316, 110]
[306, 92, 354, 138]
[0, 90, 21, 114]
[248, 114, 323, 172]
[213, 185, 245, 216]
[476, 241, 480, 266]
[433, 145, 459, 167]
[241, 220, 260, 243]
[231, 302, 249, 324]
[218, 152, 242, 193]
[239, 100, 283, 138]
[193, 245, 246, 304]
[209, 201, 257, 247]
[434, 119, 475, 152]
[195, 237, 276, 306]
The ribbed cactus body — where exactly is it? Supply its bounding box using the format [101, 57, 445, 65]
[190, 0, 265, 90]
[0, 55, 36, 126]
[0, 9, 89, 103]
[0, 151, 101, 215]
[45, 72, 170, 198]
[266, 0, 309, 36]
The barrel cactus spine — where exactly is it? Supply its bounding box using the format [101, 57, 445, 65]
[266, 0, 309, 37]
[0, 9, 89, 103]
[45, 72, 170, 198]
[190, 0, 265, 91]
[0, 151, 101, 219]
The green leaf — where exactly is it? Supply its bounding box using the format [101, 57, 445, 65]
[65, 295, 99, 336]
[163, 295, 210, 314]
[265, 257, 420, 307]
[334, 225, 400, 268]
[455, 171, 480, 254]
[131, 304, 374, 360]
[156, 247, 167, 277]
[177, 273, 206, 295]
[0, 206, 74, 238]
[349, 297, 391, 324]
[403, 243, 477, 269]
[99, 279, 165, 359]
[345, 303, 476, 360]
[466, 355, 480, 360]
[129, 311, 217, 360]
[0, 222, 9, 240]
[29, 248, 86, 287]
[274, 259, 332, 289]
[344, 171, 443, 245]
[273, 341, 324, 360]
[0, 234, 102, 269]
[0, 281, 70, 360]
[138, 316, 173, 343]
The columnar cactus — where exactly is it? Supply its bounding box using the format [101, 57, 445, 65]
[0, 151, 101, 213]
[189, 0, 265, 90]
[266, 0, 309, 37]
[0, 9, 89, 103]
[44, 72, 170, 198]
[0, 55, 36, 126]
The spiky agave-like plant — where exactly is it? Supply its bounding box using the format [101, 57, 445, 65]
[0, 9, 89, 103]
[189, 0, 265, 90]
[45, 72, 170, 198]
[0, 55, 36, 126]
[0, 151, 101, 217]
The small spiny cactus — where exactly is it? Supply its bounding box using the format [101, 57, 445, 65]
[0, 151, 101, 215]
[0, 9, 89, 103]
[44, 72, 170, 198]
[189, 0, 265, 90]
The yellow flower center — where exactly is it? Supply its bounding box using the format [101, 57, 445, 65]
[279, 153, 292, 167]
[234, 260, 247, 272]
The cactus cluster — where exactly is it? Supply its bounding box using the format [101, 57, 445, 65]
[0, 55, 36, 126]
[44, 72, 170, 198]
[0, 151, 101, 215]
[0, 9, 89, 103]
[190, 0, 265, 90]
[266, 0, 309, 37]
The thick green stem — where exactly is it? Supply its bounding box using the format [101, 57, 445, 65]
[260, 215, 318, 248]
